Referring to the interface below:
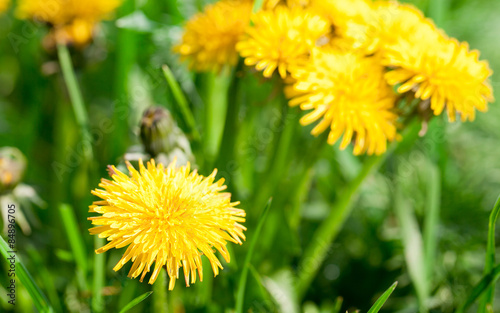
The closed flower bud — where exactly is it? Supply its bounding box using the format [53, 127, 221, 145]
[139, 107, 195, 165]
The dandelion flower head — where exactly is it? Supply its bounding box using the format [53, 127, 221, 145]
[174, 0, 253, 71]
[379, 2, 494, 121]
[288, 48, 398, 155]
[0, 0, 9, 14]
[237, 5, 329, 78]
[309, 0, 379, 54]
[264, 0, 310, 9]
[17, 0, 123, 45]
[88, 159, 246, 290]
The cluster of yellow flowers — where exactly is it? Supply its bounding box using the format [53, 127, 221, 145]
[175, 0, 494, 155]
[16, 0, 123, 45]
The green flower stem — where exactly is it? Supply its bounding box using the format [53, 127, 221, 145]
[111, 0, 138, 159]
[153, 271, 168, 313]
[296, 120, 419, 299]
[201, 70, 232, 169]
[56, 44, 93, 160]
[57, 43, 105, 311]
[92, 237, 106, 313]
[427, 0, 450, 27]
[296, 152, 387, 299]
[252, 105, 299, 219]
[214, 61, 243, 178]
[235, 200, 272, 313]
[423, 163, 441, 290]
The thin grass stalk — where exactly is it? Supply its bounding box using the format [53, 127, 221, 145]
[56, 44, 93, 160]
[479, 196, 500, 312]
[0, 236, 54, 313]
[235, 199, 272, 313]
[394, 183, 428, 312]
[59, 203, 89, 292]
[26, 247, 63, 313]
[162, 64, 201, 141]
[92, 236, 106, 313]
[423, 162, 440, 289]
[458, 263, 500, 313]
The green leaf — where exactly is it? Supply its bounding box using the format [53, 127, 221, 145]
[119, 291, 154, 313]
[457, 263, 500, 313]
[235, 199, 272, 313]
[479, 196, 500, 312]
[162, 64, 200, 141]
[59, 204, 88, 279]
[0, 236, 54, 313]
[423, 162, 441, 284]
[394, 182, 428, 310]
[367, 282, 398, 313]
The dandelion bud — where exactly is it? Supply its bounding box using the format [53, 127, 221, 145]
[0, 147, 27, 194]
[139, 107, 194, 165]
[140, 107, 177, 157]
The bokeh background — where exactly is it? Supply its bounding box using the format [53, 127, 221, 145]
[1, 0, 500, 312]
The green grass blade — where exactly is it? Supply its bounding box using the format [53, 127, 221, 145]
[332, 297, 343, 313]
[457, 263, 500, 313]
[0, 236, 53, 313]
[162, 64, 200, 141]
[92, 236, 106, 313]
[423, 163, 440, 287]
[26, 246, 63, 313]
[367, 282, 398, 313]
[58, 204, 88, 288]
[119, 291, 153, 313]
[56, 44, 89, 135]
[394, 185, 428, 311]
[235, 199, 272, 313]
[479, 196, 500, 312]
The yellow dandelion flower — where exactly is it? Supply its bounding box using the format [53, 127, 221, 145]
[374, 1, 441, 50]
[88, 159, 246, 290]
[174, 0, 253, 71]
[288, 48, 398, 155]
[16, 0, 122, 45]
[0, 0, 10, 14]
[237, 5, 329, 78]
[264, 0, 310, 9]
[379, 2, 494, 121]
[309, 0, 379, 54]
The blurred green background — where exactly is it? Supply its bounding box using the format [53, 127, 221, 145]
[1, 0, 500, 312]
